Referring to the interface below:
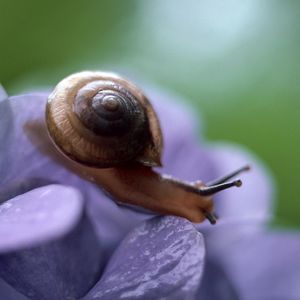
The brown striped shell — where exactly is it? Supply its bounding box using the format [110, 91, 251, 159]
[46, 71, 163, 168]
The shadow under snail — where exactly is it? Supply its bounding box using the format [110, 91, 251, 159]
[46, 71, 249, 224]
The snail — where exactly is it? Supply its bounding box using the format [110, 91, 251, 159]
[46, 71, 249, 224]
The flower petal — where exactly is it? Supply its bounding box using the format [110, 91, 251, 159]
[85, 216, 205, 300]
[0, 93, 79, 189]
[0, 184, 81, 251]
[196, 258, 239, 300]
[203, 221, 300, 300]
[232, 231, 300, 300]
[0, 184, 102, 300]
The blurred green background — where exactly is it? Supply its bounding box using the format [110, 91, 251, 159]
[0, 0, 299, 227]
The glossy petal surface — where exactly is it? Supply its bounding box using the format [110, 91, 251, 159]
[85, 216, 205, 300]
[0, 185, 102, 300]
[0, 184, 82, 252]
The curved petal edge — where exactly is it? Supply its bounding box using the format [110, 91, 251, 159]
[86, 216, 205, 300]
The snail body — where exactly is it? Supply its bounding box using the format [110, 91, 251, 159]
[46, 71, 245, 224]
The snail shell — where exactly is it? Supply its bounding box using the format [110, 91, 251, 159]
[46, 71, 163, 168]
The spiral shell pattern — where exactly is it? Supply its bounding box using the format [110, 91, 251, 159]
[46, 71, 162, 167]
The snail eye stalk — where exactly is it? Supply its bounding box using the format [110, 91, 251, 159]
[199, 180, 242, 196]
[207, 165, 250, 186]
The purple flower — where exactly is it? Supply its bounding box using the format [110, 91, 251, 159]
[0, 83, 299, 300]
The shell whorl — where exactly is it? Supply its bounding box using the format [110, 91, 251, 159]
[46, 71, 163, 167]
[73, 80, 147, 137]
